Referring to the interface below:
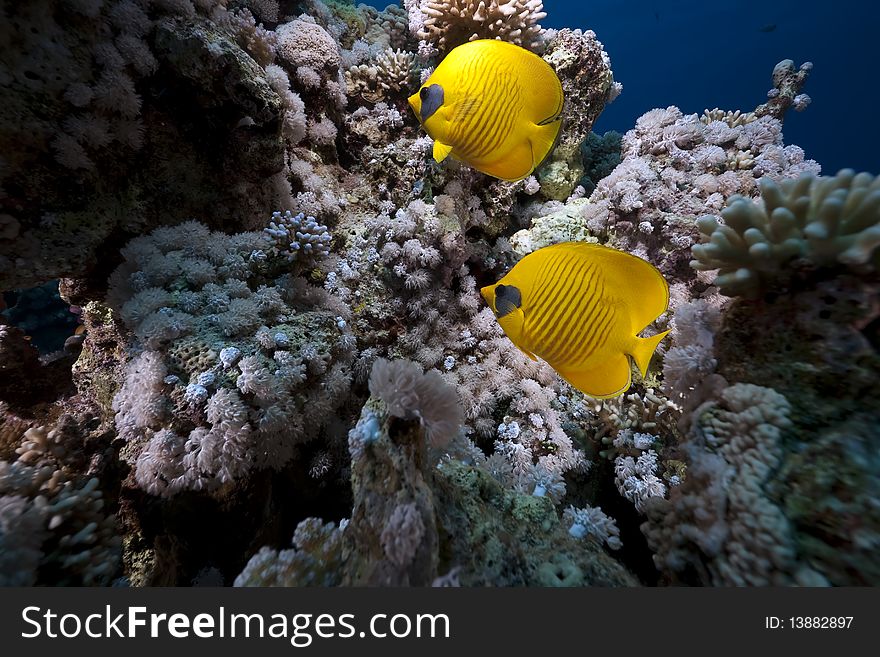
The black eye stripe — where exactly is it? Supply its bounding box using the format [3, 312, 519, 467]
[419, 84, 444, 122]
[496, 284, 521, 307]
[493, 284, 522, 318]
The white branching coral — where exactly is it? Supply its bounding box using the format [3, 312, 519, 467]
[416, 0, 547, 52]
[345, 48, 416, 103]
[701, 108, 757, 128]
[691, 169, 880, 296]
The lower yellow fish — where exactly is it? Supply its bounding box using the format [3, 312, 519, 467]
[480, 242, 670, 399]
[407, 39, 563, 182]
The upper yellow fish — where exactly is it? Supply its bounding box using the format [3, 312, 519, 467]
[407, 39, 564, 182]
[480, 242, 670, 399]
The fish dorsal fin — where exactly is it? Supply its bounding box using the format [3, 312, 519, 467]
[433, 140, 454, 162]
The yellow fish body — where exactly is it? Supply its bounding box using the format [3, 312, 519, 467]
[480, 242, 670, 399]
[408, 39, 564, 182]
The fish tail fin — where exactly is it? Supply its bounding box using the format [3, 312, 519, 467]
[631, 330, 670, 376]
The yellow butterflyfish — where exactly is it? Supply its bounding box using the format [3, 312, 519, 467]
[480, 242, 670, 399]
[407, 39, 564, 182]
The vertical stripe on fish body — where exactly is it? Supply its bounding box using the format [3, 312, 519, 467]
[480, 242, 671, 399]
[408, 39, 564, 182]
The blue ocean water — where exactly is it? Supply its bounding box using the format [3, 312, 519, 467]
[363, 0, 878, 175]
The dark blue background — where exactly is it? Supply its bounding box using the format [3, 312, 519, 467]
[360, 1, 878, 175]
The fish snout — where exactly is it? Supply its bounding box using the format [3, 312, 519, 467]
[479, 284, 495, 308]
[407, 92, 420, 117]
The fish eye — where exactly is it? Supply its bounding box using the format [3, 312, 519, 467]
[420, 87, 428, 99]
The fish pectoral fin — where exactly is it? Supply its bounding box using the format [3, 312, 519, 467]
[432, 140, 454, 162]
[555, 355, 632, 399]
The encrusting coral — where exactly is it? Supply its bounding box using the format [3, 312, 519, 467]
[641, 383, 829, 586]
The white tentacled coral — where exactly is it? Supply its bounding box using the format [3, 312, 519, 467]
[368, 358, 464, 447]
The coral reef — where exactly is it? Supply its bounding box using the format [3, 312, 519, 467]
[239, 391, 636, 586]
[0, 1, 877, 589]
[345, 47, 416, 104]
[538, 29, 620, 200]
[0, 419, 121, 586]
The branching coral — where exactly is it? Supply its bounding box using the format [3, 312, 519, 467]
[691, 169, 880, 296]
[755, 59, 813, 122]
[264, 210, 332, 262]
[415, 0, 547, 53]
[0, 423, 121, 586]
[344, 48, 416, 103]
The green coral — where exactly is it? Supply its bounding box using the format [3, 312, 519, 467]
[433, 459, 637, 586]
[691, 169, 880, 296]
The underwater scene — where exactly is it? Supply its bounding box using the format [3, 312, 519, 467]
[0, 0, 877, 587]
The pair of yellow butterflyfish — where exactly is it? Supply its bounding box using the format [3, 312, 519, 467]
[408, 40, 669, 399]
